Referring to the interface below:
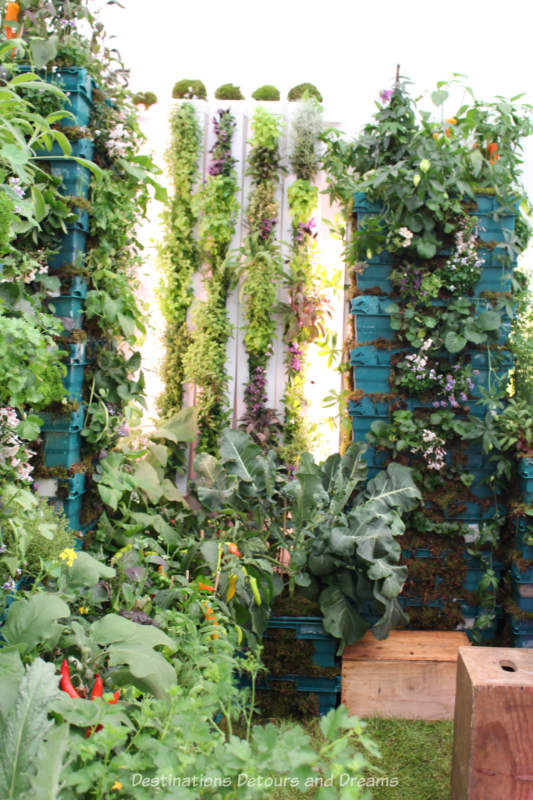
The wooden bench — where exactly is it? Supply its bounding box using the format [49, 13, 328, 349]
[341, 630, 470, 720]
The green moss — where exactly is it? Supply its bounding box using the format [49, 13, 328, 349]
[172, 80, 207, 100]
[132, 91, 157, 108]
[252, 85, 280, 102]
[287, 83, 323, 103]
[215, 83, 244, 100]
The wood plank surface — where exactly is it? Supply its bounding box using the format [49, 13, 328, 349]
[451, 647, 533, 800]
[343, 630, 470, 663]
[341, 660, 458, 720]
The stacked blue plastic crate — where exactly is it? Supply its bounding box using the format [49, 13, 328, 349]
[351, 192, 517, 637]
[511, 459, 533, 645]
[255, 616, 340, 716]
[34, 67, 95, 536]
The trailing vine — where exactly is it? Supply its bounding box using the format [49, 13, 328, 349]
[183, 109, 239, 454]
[323, 76, 533, 641]
[280, 99, 328, 466]
[239, 107, 284, 445]
[158, 102, 202, 420]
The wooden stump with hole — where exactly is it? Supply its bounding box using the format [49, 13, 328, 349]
[450, 646, 533, 800]
[341, 630, 470, 720]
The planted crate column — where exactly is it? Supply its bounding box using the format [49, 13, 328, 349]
[35, 67, 96, 539]
[510, 458, 533, 646]
[350, 191, 518, 639]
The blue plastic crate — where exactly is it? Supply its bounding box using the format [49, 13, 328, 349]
[59, 90, 93, 128]
[41, 405, 85, 433]
[518, 459, 533, 503]
[50, 160, 91, 198]
[510, 617, 533, 647]
[48, 295, 84, 329]
[512, 566, 533, 613]
[266, 616, 338, 668]
[36, 137, 94, 160]
[48, 229, 87, 270]
[515, 519, 533, 560]
[62, 364, 86, 402]
[43, 431, 81, 468]
[255, 674, 341, 716]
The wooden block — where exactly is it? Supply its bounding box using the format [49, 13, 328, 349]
[341, 630, 470, 721]
[451, 647, 533, 800]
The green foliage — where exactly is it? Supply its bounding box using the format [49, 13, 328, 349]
[193, 430, 421, 649]
[288, 82, 323, 102]
[0, 657, 62, 800]
[158, 102, 202, 420]
[252, 84, 281, 101]
[0, 311, 66, 408]
[281, 99, 328, 465]
[289, 97, 323, 181]
[0, 191, 14, 254]
[172, 78, 207, 99]
[215, 82, 244, 100]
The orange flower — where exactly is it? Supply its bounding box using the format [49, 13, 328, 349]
[446, 117, 457, 125]
[226, 542, 242, 557]
[4, 2, 19, 39]
[198, 581, 215, 592]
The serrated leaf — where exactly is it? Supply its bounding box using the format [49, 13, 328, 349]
[0, 659, 61, 799]
[29, 723, 70, 800]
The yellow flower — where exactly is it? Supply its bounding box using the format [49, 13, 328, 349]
[59, 548, 78, 568]
[111, 781, 123, 791]
[79, 606, 89, 615]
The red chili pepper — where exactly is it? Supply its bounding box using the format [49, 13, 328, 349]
[90, 674, 104, 700]
[108, 690, 121, 704]
[59, 659, 80, 699]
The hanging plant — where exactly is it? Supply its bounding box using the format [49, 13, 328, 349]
[280, 98, 329, 466]
[183, 109, 240, 454]
[239, 107, 284, 445]
[158, 103, 202, 420]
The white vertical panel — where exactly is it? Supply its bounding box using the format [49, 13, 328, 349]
[137, 101, 345, 460]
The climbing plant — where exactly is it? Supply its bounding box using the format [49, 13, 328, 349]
[158, 102, 202, 421]
[280, 98, 329, 466]
[239, 106, 284, 446]
[183, 109, 240, 453]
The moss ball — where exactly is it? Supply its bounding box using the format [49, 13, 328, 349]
[172, 80, 207, 100]
[287, 83, 323, 102]
[132, 91, 158, 108]
[215, 83, 244, 100]
[252, 84, 281, 102]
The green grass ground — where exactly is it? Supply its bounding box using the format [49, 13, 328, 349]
[268, 716, 454, 800]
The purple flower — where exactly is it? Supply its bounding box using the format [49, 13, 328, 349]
[380, 89, 393, 104]
[117, 425, 130, 437]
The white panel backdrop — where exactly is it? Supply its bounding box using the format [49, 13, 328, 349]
[135, 101, 346, 475]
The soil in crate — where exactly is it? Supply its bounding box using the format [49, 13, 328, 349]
[261, 628, 340, 679]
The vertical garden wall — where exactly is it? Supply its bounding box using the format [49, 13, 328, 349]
[158, 97, 337, 466]
[0, 1, 162, 558]
[323, 79, 533, 643]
